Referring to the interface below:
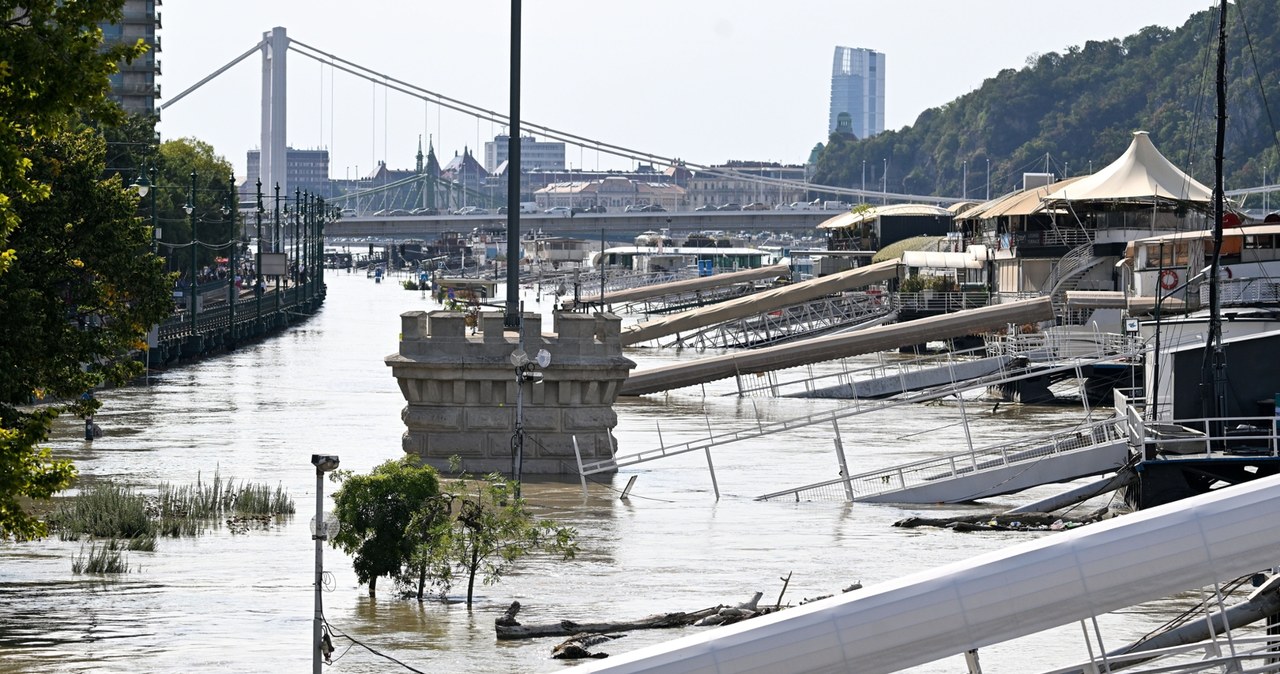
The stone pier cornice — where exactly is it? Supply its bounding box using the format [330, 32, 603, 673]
[387, 310, 635, 475]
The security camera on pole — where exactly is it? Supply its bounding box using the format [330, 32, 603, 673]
[310, 454, 340, 673]
[508, 345, 551, 498]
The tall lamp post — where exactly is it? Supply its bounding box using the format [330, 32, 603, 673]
[185, 171, 197, 337]
[255, 179, 264, 331]
[310, 454, 340, 673]
[274, 183, 282, 314]
[225, 174, 236, 345]
[294, 188, 302, 290]
[133, 165, 160, 376]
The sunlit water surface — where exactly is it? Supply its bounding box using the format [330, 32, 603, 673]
[0, 271, 1229, 673]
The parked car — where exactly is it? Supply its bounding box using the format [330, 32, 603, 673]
[455, 206, 488, 215]
[787, 201, 814, 211]
[742, 202, 770, 211]
[717, 203, 741, 211]
[410, 207, 440, 216]
[640, 204, 666, 212]
[388, 209, 411, 216]
[582, 204, 607, 213]
[497, 206, 508, 215]
[695, 204, 717, 212]
[545, 206, 572, 215]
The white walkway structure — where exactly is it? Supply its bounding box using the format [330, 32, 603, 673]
[571, 474, 1280, 674]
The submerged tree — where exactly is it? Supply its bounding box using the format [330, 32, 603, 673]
[417, 472, 578, 608]
[329, 457, 441, 596]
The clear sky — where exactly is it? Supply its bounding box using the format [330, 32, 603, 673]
[155, 1, 1215, 179]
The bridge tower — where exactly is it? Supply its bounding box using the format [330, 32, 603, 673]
[260, 27, 288, 197]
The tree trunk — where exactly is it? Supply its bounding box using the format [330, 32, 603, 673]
[494, 601, 726, 640]
[368, 576, 377, 597]
[466, 545, 479, 608]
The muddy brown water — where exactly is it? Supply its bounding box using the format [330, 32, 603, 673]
[0, 271, 1222, 673]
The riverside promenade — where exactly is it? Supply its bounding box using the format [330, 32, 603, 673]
[147, 274, 325, 367]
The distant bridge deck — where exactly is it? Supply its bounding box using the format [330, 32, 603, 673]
[325, 209, 834, 239]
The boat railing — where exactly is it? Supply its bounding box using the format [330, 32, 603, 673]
[757, 416, 1128, 502]
[895, 290, 991, 313]
[985, 328, 1137, 360]
[1038, 633, 1280, 674]
[1137, 414, 1279, 458]
[1199, 276, 1280, 306]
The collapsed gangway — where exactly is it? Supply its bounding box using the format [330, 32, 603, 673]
[618, 296, 1054, 396]
[581, 335, 1138, 479]
[573, 263, 790, 314]
[756, 415, 1131, 504]
[570, 474, 1280, 674]
[666, 292, 897, 350]
[620, 259, 901, 347]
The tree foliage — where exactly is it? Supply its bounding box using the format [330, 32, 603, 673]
[414, 472, 578, 608]
[329, 459, 579, 607]
[0, 0, 143, 274]
[329, 457, 442, 596]
[154, 139, 237, 280]
[0, 0, 175, 541]
[813, 1, 1280, 201]
[0, 126, 172, 540]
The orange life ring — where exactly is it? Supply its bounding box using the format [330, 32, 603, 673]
[1159, 269, 1178, 290]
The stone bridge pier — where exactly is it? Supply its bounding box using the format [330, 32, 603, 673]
[386, 310, 635, 475]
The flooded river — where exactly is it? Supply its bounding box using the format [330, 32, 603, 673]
[0, 271, 1203, 673]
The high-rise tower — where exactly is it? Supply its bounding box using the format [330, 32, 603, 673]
[829, 46, 885, 140]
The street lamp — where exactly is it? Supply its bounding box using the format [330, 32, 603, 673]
[132, 165, 160, 256]
[881, 158, 887, 205]
[860, 160, 866, 204]
[224, 175, 236, 345]
[255, 178, 264, 331]
[309, 453, 340, 673]
[186, 171, 197, 337]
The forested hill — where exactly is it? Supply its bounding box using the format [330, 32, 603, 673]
[812, 1, 1280, 201]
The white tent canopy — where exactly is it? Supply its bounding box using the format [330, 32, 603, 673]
[1044, 131, 1212, 204]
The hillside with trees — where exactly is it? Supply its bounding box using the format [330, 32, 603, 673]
[813, 1, 1280, 201]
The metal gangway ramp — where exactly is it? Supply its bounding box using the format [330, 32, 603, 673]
[755, 415, 1130, 504]
[666, 292, 896, 350]
[572, 264, 789, 314]
[620, 259, 900, 347]
[619, 296, 1055, 396]
[581, 341, 1142, 483]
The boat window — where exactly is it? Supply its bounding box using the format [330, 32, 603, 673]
[1143, 242, 1190, 269]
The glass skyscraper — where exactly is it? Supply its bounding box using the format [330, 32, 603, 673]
[829, 46, 885, 140]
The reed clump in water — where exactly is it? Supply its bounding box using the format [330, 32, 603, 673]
[49, 473, 296, 571]
[71, 539, 132, 574]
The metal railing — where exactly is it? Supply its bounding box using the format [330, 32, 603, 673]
[1200, 277, 1280, 306]
[158, 283, 318, 343]
[895, 290, 992, 314]
[1141, 414, 1280, 458]
[670, 292, 894, 350]
[580, 343, 1141, 476]
[756, 416, 1127, 502]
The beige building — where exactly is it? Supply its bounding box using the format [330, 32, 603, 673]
[536, 177, 687, 212]
[685, 161, 808, 210]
